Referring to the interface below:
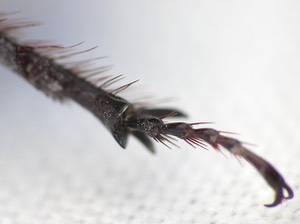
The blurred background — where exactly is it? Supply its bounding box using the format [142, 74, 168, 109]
[1, 1, 300, 223]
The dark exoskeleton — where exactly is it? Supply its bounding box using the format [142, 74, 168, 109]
[0, 14, 293, 207]
[94, 92, 293, 207]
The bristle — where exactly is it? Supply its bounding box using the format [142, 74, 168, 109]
[0, 20, 39, 32]
[89, 75, 111, 85]
[22, 40, 65, 49]
[190, 121, 215, 126]
[79, 66, 112, 78]
[111, 79, 139, 95]
[160, 111, 178, 120]
[54, 46, 99, 60]
[186, 137, 207, 149]
[100, 74, 125, 88]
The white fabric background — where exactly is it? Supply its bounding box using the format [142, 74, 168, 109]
[0, 1, 299, 223]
